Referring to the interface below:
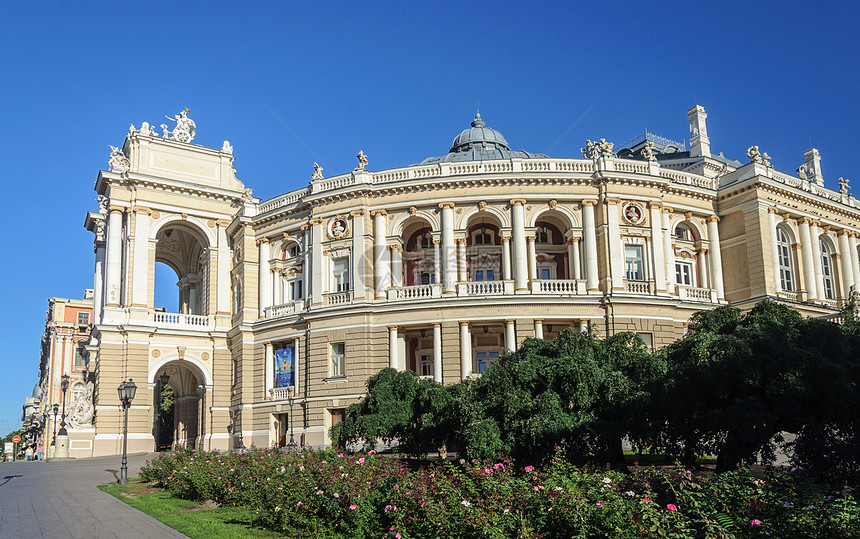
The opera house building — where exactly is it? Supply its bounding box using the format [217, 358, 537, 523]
[69, 106, 859, 456]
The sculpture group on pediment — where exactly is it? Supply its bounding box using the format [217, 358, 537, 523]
[161, 108, 196, 143]
[747, 146, 771, 167]
[641, 141, 657, 161]
[581, 138, 615, 159]
[108, 145, 130, 173]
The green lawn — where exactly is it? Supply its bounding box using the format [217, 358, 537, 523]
[99, 480, 284, 538]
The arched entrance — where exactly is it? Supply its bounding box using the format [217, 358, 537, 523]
[153, 362, 207, 450]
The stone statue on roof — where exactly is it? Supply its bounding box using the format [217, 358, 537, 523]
[312, 162, 324, 180]
[356, 150, 368, 170]
[641, 141, 657, 162]
[108, 145, 130, 173]
[162, 108, 196, 143]
[838, 177, 850, 195]
[797, 163, 807, 181]
[747, 145, 763, 164]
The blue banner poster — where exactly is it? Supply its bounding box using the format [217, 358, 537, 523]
[274, 348, 294, 388]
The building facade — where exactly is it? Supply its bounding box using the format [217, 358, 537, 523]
[21, 292, 94, 458]
[69, 106, 859, 456]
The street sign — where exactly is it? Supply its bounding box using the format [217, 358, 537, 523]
[11, 435, 20, 443]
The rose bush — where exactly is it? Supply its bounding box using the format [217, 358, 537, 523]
[141, 448, 858, 538]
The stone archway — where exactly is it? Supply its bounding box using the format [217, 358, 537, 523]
[153, 362, 206, 450]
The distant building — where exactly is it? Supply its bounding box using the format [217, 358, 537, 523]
[23, 292, 93, 457]
[69, 106, 859, 456]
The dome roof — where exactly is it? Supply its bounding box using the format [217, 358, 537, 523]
[449, 112, 510, 153]
[31, 383, 41, 399]
[416, 112, 547, 165]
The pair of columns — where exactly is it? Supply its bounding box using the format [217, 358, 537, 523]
[388, 325, 442, 382]
[769, 208, 860, 300]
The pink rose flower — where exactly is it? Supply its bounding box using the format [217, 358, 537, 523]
[666, 504, 677, 511]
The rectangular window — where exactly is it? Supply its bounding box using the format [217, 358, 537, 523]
[475, 270, 484, 281]
[636, 332, 654, 351]
[331, 342, 346, 377]
[476, 351, 500, 373]
[675, 262, 693, 286]
[625, 245, 645, 281]
[73, 346, 85, 367]
[540, 268, 551, 280]
[289, 245, 300, 257]
[332, 258, 349, 292]
[419, 354, 433, 377]
[778, 243, 793, 291]
[77, 312, 90, 325]
[419, 272, 435, 284]
[293, 280, 303, 300]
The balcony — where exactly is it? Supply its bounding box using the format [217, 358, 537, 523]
[624, 280, 653, 294]
[677, 285, 718, 303]
[387, 284, 442, 301]
[324, 291, 352, 306]
[152, 312, 213, 330]
[529, 279, 585, 295]
[456, 280, 512, 296]
[264, 301, 305, 319]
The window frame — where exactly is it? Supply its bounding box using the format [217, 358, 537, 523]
[776, 228, 794, 292]
[332, 257, 350, 292]
[330, 342, 346, 378]
[820, 240, 834, 300]
[625, 244, 646, 282]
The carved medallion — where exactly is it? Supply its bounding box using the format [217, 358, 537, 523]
[327, 216, 349, 239]
[622, 203, 645, 225]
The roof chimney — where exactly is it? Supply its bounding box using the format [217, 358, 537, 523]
[687, 105, 710, 158]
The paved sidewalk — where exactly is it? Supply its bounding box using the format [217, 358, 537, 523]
[0, 453, 188, 538]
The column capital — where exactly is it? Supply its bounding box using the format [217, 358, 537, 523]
[581, 199, 598, 207]
[707, 215, 720, 223]
[216, 218, 231, 227]
[698, 247, 709, 255]
[526, 236, 535, 243]
[132, 206, 152, 215]
[459, 321, 470, 328]
[797, 217, 813, 226]
[388, 325, 399, 331]
[810, 220, 821, 228]
[837, 228, 852, 237]
[501, 235, 511, 242]
[509, 198, 526, 206]
[438, 202, 455, 210]
[309, 217, 324, 225]
[505, 319, 515, 324]
[370, 209, 388, 218]
[433, 239, 441, 246]
[820, 225, 830, 234]
[299, 224, 309, 232]
[781, 213, 792, 222]
[648, 201, 663, 209]
[661, 206, 673, 214]
[350, 209, 365, 217]
[388, 244, 403, 253]
[767, 206, 781, 214]
[605, 198, 621, 206]
[108, 205, 125, 214]
[534, 318, 544, 323]
[256, 237, 270, 245]
[684, 211, 694, 220]
[432, 322, 441, 328]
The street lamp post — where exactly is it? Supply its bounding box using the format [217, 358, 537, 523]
[53, 375, 71, 458]
[286, 388, 297, 452]
[117, 379, 137, 484]
[50, 403, 59, 447]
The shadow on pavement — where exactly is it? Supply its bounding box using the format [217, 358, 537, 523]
[0, 475, 22, 488]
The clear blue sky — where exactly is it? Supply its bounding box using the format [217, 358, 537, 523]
[1, 1, 858, 435]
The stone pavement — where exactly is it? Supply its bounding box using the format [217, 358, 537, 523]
[0, 453, 188, 538]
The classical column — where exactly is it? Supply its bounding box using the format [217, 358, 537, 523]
[440, 203, 456, 293]
[456, 239, 467, 282]
[390, 245, 403, 287]
[265, 343, 273, 399]
[527, 236, 537, 280]
[707, 216, 725, 300]
[502, 236, 512, 280]
[534, 319, 544, 339]
[850, 233, 860, 290]
[433, 240, 441, 285]
[350, 210, 366, 301]
[310, 218, 324, 305]
[648, 203, 666, 293]
[432, 323, 442, 383]
[697, 248, 709, 289]
[388, 326, 399, 370]
[92, 222, 106, 323]
[504, 320, 516, 351]
[459, 322, 471, 379]
[581, 200, 599, 291]
[105, 207, 124, 307]
[301, 225, 310, 302]
[258, 239, 272, 313]
[293, 337, 301, 394]
[798, 218, 818, 300]
[372, 210, 390, 298]
[662, 207, 675, 291]
[511, 199, 528, 290]
[568, 238, 581, 280]
[838, 230, 855, 296]
[767, 208, 781, 292]
[605, 198, 624, 290]
[130, 207, 150, 307]
[810, 222, 824, 299]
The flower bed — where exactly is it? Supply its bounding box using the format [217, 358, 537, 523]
[141, 448, 859, 538]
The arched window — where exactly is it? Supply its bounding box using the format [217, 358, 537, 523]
[776, 228, 794, 291]
[675, 222, 696, 242]
[820, 240, 834, 300]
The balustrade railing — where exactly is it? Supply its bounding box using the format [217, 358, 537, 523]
[270, 387, 293, 401]
[624, 280, 652, 294]
[457, 280, 506, 296]
[152, 312, 212, 329]
[530, 279, 580, 294]
[387, 284, 441, 300]
[324, 291, 352, 306]
[677, 285, 717, 303]
[264, 301, 304, 318]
